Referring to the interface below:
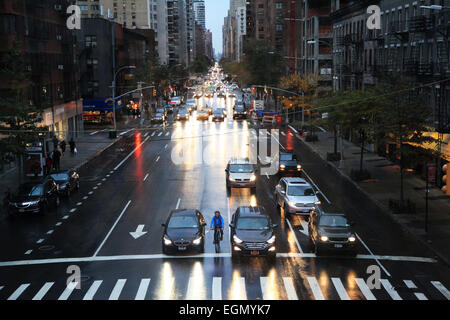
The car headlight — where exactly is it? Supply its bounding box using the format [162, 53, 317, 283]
[22, 200, 40, 206]
[348, 235, 356, 242]
[315, 201, 321, 205]
[320, 236, 329, 242]
[163, 236, 172, 245]
[192, 237, 202, 245]
[288, 201, 296, 207]
[297, 165, 302, 170]
[233, 235, 243, 244]
[229, 176, 235, 182]
[280, 164, 285, 169]
[250, 174, 256, 181]
[267, 235, 276, 244]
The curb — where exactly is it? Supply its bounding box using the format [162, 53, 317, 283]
[73, 135, 124, 171]
[297, 135, 450, 267]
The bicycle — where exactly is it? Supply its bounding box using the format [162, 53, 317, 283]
[213, 226, 222, 253]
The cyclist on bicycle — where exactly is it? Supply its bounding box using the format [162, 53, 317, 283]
[210, 211, 224, 243]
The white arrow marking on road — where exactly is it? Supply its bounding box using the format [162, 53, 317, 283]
[299, 219, 309, 236]
[130, 225, 148, 239]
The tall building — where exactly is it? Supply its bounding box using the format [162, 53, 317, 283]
[0, 0, 83, 141]
[186, 0, 196, 65]
[193, 0, 205, 29]
[167, 0, 188, 66]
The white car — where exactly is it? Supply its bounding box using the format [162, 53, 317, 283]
[274, 177, 321, 216]
[169, 96, 182, 106]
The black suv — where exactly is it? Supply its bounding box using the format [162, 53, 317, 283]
[50, 169, 80, 197]
[279, 151, 301, 176]
[162, 209, 206, 254]
[7, 177, 60, 216]
[229, 206, 277, 261]
[233, 104, 247, 120]
[308, 211, 357, 256]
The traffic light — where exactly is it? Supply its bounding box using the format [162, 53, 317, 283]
[153, 89, 157, 97]
[443, 163, 450, 195]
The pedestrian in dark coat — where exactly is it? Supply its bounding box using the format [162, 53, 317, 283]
[69, 138, 76, 154]
[60, 140, 66, 154]
[52, 148, 61, 171]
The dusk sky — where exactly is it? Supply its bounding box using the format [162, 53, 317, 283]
[205, 0, 229, 58]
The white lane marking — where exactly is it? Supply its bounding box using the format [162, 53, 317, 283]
[102, 178, 106, 181]
[36, 239, 44, 244]
[83, 280, 103, 300]
[282, 277, 298, 300]
[119, 130, 131, 136]
[135, 278, 151, 300]
[186, 277, 205, 300]
[415, 292, 428, 300]
[47, 230, 54, 235]
[281, 132, 286, 136]
[77, 202, 82, 206]
[380, 279, 402, 300]
[355, 278, 377, 300]
[212, 277, 222, 300]
[83, 196, 88, 200]
[356, 233, 391, 277]
[307, 277, 325, 300]
[110, 170, 114, 174]
[165, 144, 168, 149]
[230, 277, 247, 300]
[93, 186, 98, 190]
[24, 250, 32, 255]
[151, 132, 156, 137]
[0, 286, 3, 291]
[109, 279, 126, 300]
[55, 222, 62, 226]
[301, 169, 331, 204]
[143, 173, 149, 181]
[158, 132, 162, 137]
[288, 125, 298, 133]
[62, 215, 69, 220]
[88, 191, 93, 195]
[403, 280, 417, 289]
[155, 156, 160, 162]
[331, 277, 350, 300]
[114, 136, 150, 170]
[7, 283, 30, 300]
[431, 281, 450, 300]
[89, 131, 98, 136]
[58, 282, 78, 300]
[106, 175, 110, 178]
[93, 200, 132, 257]
[285, 219, 303, 253]
[176, 198, 181, 209]
[32, 282, 54, 300]
[0, 253, 437, 268]
[144, 132, 149, 137]
[165, 132, 170, 137]
[97, 183, 102, 186]
[270, 131, 286, 151]
[227, 198, 231, 244]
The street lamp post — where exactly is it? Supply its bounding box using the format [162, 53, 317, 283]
[112, 65, 136, 132]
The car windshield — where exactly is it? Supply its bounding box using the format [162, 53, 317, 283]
[280, 153, 294, 161]
[156, 109, 164, 113]
[167, 215, 198, 228]
[319, 215, 349, 227]
[235, 106, 244, 111]
[237, 217, 270, 230]
[155, 113, 162, 117]
[229, 164, 253, 173]
[287, 185, 315, 196]
[179, 110, 188, 114]
[17, 184, 44, 196]
[50, 173, 69, 181]
[186, 99, 195, 104]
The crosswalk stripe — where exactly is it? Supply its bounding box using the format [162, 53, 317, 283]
[212, 277, 222, 300]
[403, 280, 417, 289]
[135, 279, 151, 300]
[58, 282, 78, 300]
[109, 279, 127, 300]
[307, 277, 325, 300]
[7, 283, 30, 300]
[281, 132, 286, 136]
[186, 277, 206, 300]
[380, 279, 402, 300]
[32, 282, 54, 300]
[331, 277, 350, 300]
[282, 277, 298, 300]
[229, 277, 247, 300]
[165, 132, 170, 136]
[431, 281, 450, 300]
[414, 293, 428, 300]
[83, 280, 103, 300]
[260, 277, 271, 300]
[355, 278, 377, 300]
[151, 132, 156, 137]
[158, 132, 162, 137]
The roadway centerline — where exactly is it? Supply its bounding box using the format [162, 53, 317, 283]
[285, 219, 303, 254]
[114, 136, 150, 171]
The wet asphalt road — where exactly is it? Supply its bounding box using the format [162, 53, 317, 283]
[0, 92, 449, 301]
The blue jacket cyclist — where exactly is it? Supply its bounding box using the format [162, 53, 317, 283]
[210, 211, 224, 243]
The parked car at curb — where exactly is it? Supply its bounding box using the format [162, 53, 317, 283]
[50, 170, 80, 197]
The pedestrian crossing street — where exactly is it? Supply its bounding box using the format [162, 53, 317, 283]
[1, 276, 449, 300]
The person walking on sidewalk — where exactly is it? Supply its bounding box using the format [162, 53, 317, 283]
[60, 140, 66, 154]
[52, 148, 61, 171]
[69, 138, 76, 155]
[52, 136, 59, 150]
[45, 153, 53, 175]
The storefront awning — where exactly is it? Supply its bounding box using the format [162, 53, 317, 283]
[83, 98, 123, 112]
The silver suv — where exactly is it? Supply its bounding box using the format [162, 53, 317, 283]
[226, 158, 257, 194]
[274, 177, 320, 216]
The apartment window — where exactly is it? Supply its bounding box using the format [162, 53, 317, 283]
[79, 5, 89, 11]
[258, 19, 264, 25]
[276, 3, 282, 9]
[258, 4, 264, 9]
[91, 5, 100, 10]
[85, 36, 97, 48]
[276, 24, 283, 31]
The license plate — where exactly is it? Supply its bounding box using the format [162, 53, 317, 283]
[334, 244, 343, 248]
[251, 251, 259, 255]
[177, 246, 187, 251]
[18, 209, 25, 213]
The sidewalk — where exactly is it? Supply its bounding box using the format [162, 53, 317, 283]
[289, 122, 450, 266]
